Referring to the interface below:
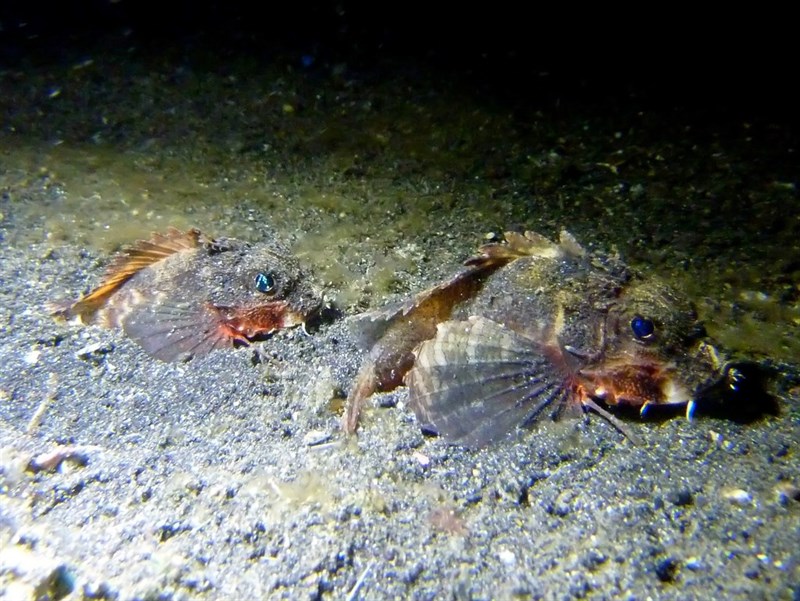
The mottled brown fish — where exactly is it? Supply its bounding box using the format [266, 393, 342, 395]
[344, 230, 730, 447]
[51, 227, 321, 361]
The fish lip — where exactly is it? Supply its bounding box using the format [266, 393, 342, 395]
[217, 301, 308, 339]
[226, 294, 326, 339]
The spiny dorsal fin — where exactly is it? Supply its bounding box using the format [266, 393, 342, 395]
[557, 230, 586, 258]
[464, 230, 564, 270]
[51, 227, 205, 322]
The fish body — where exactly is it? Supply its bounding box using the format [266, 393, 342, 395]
[52, 228, 321, 361]
[344, 230, 721, 447]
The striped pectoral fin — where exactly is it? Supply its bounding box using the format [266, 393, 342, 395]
[406, 316, 572, 448]
[122, 300, 235, 362]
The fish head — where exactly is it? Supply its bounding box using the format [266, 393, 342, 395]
[595, 276, 778, 420]
[577, 275, 719, 414]
[201, 239, 323, 337]
[54, 227, 324, 362]
[453, 240, 729, 418]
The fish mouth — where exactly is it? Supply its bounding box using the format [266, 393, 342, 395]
[579, 358, 777, 422]
[577, 361, 693, 418]
[223, 301, 316, 340]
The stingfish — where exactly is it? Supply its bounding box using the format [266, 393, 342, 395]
[51, 227, 321, 361]
[344, 230, 745, 447]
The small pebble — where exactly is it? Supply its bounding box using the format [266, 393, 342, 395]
[302, 430, 331, 446]
[498, 549, 516, 567]
[581, 550, 607, 570]
[76, 341, 113, 359]
[23, 349, 41, 365]
[708, 430, 724, 447]
[667, 489, 694, 506]
[744, 563, 760, 579]
[28, 446, 95, 473]
[411, 451, 430, 467]
[721, 488, 752, 505]
[654, 558, 677, 582]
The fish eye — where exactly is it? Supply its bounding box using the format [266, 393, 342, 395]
[254, 272, 276, 293]
[630, 315, 655, 340]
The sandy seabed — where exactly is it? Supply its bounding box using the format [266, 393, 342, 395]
[1, 29, 799, 600]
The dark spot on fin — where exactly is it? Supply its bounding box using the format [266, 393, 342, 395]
[54, 228, 205, 323]
[122, 300, 232, 362]
[407, 316, 572, 448]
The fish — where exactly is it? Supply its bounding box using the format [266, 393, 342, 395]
[343, 230, 736, 448]
[50, 227, 321, 361]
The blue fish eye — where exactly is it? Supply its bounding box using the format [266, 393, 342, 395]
[631, 315, 655, 340]
[254, 272, 276, 293]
